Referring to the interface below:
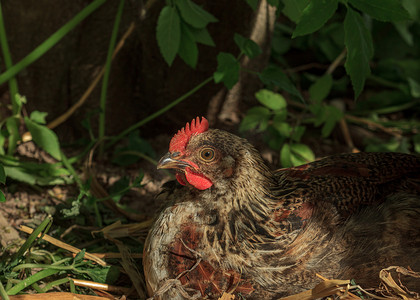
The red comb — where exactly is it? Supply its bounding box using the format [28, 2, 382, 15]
[169, 117, 209, 152]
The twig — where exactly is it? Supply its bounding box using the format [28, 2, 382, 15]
[72, 278, 133, 295]
[326, 48, 346, 75]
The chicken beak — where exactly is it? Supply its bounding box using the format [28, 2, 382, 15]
[157, 152, 192, 171]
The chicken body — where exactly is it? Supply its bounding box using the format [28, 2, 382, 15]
[143, 117, 420, 299]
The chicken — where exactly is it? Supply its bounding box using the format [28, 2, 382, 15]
[143, 116, 420, 299]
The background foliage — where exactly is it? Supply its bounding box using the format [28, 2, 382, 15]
[0, 0, 419, 298]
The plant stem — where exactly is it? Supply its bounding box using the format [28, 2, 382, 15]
[0, 2, 20, 155]
[0, 0, 107, 85]
[105, 76, 213, 150]
[60, 150, 83, 188]
[99, 0, 126, 157]
[0, 2, 19, 114]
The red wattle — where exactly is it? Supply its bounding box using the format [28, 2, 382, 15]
[176, 173, 187, 186]
[185, 167, 213, 190]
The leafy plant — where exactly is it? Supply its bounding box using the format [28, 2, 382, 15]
[156, 0, 217, 67]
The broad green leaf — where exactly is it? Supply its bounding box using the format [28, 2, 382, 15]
[239, 106, 271, 132]
[309, 74, 333, 102]
[190, 27, 215, 46]
[0, 164, 5, 183]
[178, 22, 198, 68]
[272, 122, 292, 137]
[156, 6, 181, 66]
[0, 190, 5, 202]
[24, 117, 61, 160]
[255, 89, 287, 110]
[292, 0, 338, 37]
[30, 111, 48, 124]
[349, 0, 410, 22]
[259, 66, 303, 100]
[213, 52, 240, 89]
[290, 143, 315, 165]
[234, 34, 262, 59]
[280, 143, 292, 167]
[176, 0, 218, 28]
[245, 0, 259, 10]
[344, 7, 373, 98]
[282, 0, 310, 23]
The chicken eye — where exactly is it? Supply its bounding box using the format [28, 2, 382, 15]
[200, 148, 215, 161]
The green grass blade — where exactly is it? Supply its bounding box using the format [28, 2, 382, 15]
[99, 0, 126, 156]
[9, 216, 52, 266]
[0, 2, 19, 114]
[6, 268, 60, 295]
[0, 280, 10, 300]
[0, 0, 107, 85]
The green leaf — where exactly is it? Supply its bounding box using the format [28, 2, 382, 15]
[234, 34, 262, 58]
[0, 190, 5, 202]
[393, 22, 413, 46]
[272, 122, 292, 137]
[413, 134, 420, 154]
[344, 7, 373, 98]
[213, 52, 240, 89]
[86, 265, 120, 284]
[190, 27, 215, 46]
[156, 6, 181, 66]
[74, 249, 86, 263]
[24, 117, 61, 160]
[282, 0, 310, 23]
[280, 143, 292, 167]
[349, 0, 410, 22]
[290, 143, 315, 165]
[245, 0, 259, 10]
[273, 109, 287, 123]
[321, 106, 342, 137]
[291, 125, 306, 142]
[268, 0, 280, 7]
[178, 22, 198, 68]
[259, 66, 303, 100]
[0, 164, 5, 184]
[176, 0, 218, 28]
[6, 117, 20, 153]
[407, 77, 420, 98]
[292, 0, 338, 37]
[4, 165, 72, 185]
[309, 74, 333, 102]
[239, 106, 271, 132]
[255, 89, 287, 110]
[30, 111, 48, 124]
